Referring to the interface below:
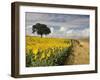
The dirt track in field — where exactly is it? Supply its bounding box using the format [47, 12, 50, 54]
[65, 39, 89, 65]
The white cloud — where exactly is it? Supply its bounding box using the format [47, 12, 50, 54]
[59, 27, 66, 32]
[81, 28, 89, 37]
[51, 27, 54, 33]
[66, 30, 73, 34]
[26, 12, 89, 38]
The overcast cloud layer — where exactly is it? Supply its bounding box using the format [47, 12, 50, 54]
[25, 12, 90, 39]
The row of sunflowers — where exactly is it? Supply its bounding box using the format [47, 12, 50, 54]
[26, 36, 73, 67]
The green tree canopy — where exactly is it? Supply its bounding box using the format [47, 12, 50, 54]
[32, 23, 51, 38]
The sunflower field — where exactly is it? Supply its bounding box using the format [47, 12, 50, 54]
[26, 36, 73, 67]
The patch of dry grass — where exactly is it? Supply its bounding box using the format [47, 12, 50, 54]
[65, 39, 89, 65]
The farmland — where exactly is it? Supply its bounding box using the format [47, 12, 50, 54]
[26, 36, 89, 67]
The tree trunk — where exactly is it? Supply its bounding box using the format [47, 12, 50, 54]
[41, 34, 43, 38]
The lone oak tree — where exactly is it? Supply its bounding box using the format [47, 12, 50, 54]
[32, 23, 51, 38]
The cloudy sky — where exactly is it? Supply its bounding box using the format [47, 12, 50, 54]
[25, 12, 90, 39]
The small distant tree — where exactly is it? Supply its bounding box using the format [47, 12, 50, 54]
[32, 23, 51, 38]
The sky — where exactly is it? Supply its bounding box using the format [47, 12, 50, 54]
[25, 12, 90, 39]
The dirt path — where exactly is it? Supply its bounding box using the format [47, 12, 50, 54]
[65, 40, 89, 65]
